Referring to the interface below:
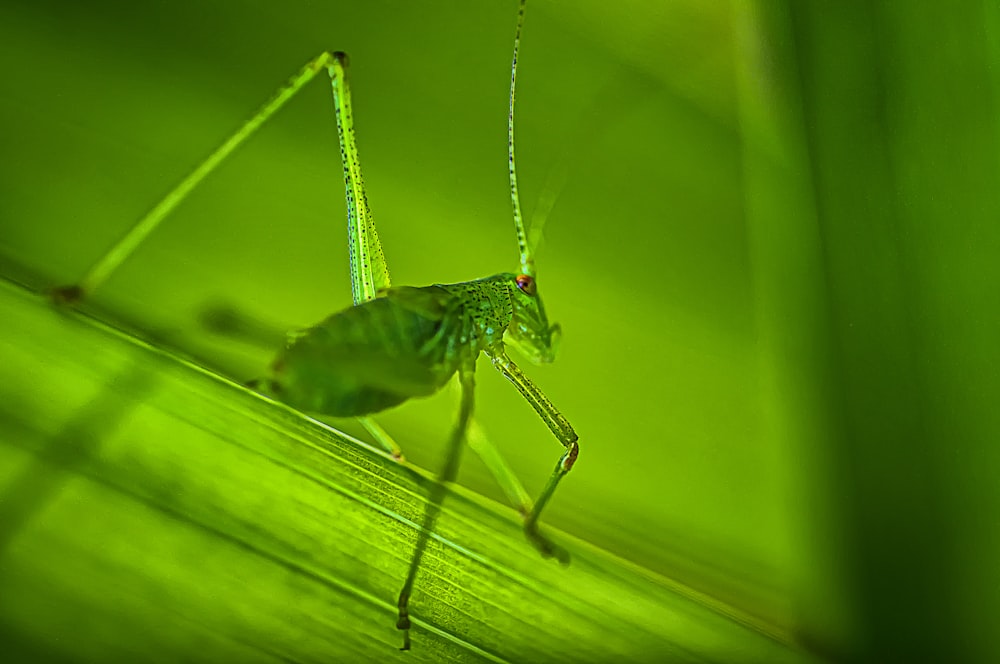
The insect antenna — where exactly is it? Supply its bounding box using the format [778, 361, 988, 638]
[523, 70, 631, 262]
[526, 154, 569, 261]
[508, 0, 534, 278]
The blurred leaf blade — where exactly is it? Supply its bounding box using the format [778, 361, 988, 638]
[780, 1, 1000, 660]
[0, 278, 817, 662]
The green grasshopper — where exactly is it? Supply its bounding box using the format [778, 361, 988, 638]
[54, 0, 578, 650]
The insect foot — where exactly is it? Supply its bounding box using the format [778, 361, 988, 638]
[525, 523, 571, 566]
[50, 284, 85, 306]
[396, 590, 412, 651]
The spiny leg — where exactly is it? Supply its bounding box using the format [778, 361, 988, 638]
[488, 345, 578, 564]
[466, 417, 532, 516]
[397, 362, 476, 650]
[53, 53, 350, 303]
[329, 54, 391, 306]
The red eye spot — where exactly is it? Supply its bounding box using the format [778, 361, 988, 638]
[515, 274, 536, 296]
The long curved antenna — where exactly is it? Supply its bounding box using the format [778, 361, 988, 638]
[509, 0, 533, 277]
[525, 72, 631, 261]
[526, 154, 569, 259]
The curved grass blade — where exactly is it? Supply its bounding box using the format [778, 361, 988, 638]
[0, 277, 818, 663]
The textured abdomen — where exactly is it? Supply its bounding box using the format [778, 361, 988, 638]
[267, 286, 465, 417]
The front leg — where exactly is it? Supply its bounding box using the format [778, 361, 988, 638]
[487, 345, 578, 564]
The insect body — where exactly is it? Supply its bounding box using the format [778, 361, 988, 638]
[54, 0, 577, 651]
[266, 274, 559, 418]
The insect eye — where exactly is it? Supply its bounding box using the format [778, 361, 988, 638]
[515, 274, 536, 296]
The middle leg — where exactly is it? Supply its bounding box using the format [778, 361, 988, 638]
[396, 361, 476, 650]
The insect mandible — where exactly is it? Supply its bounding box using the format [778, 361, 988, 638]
[53, 0, 578, 650]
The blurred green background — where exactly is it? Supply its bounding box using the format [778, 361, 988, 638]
[1, 0, 999, 661]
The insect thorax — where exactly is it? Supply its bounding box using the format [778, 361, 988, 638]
[437, 275, 516, 350]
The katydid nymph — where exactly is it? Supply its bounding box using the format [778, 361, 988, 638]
[53, 0, 578, 650]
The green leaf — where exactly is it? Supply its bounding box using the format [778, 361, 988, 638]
[0, 278, 815, 661]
